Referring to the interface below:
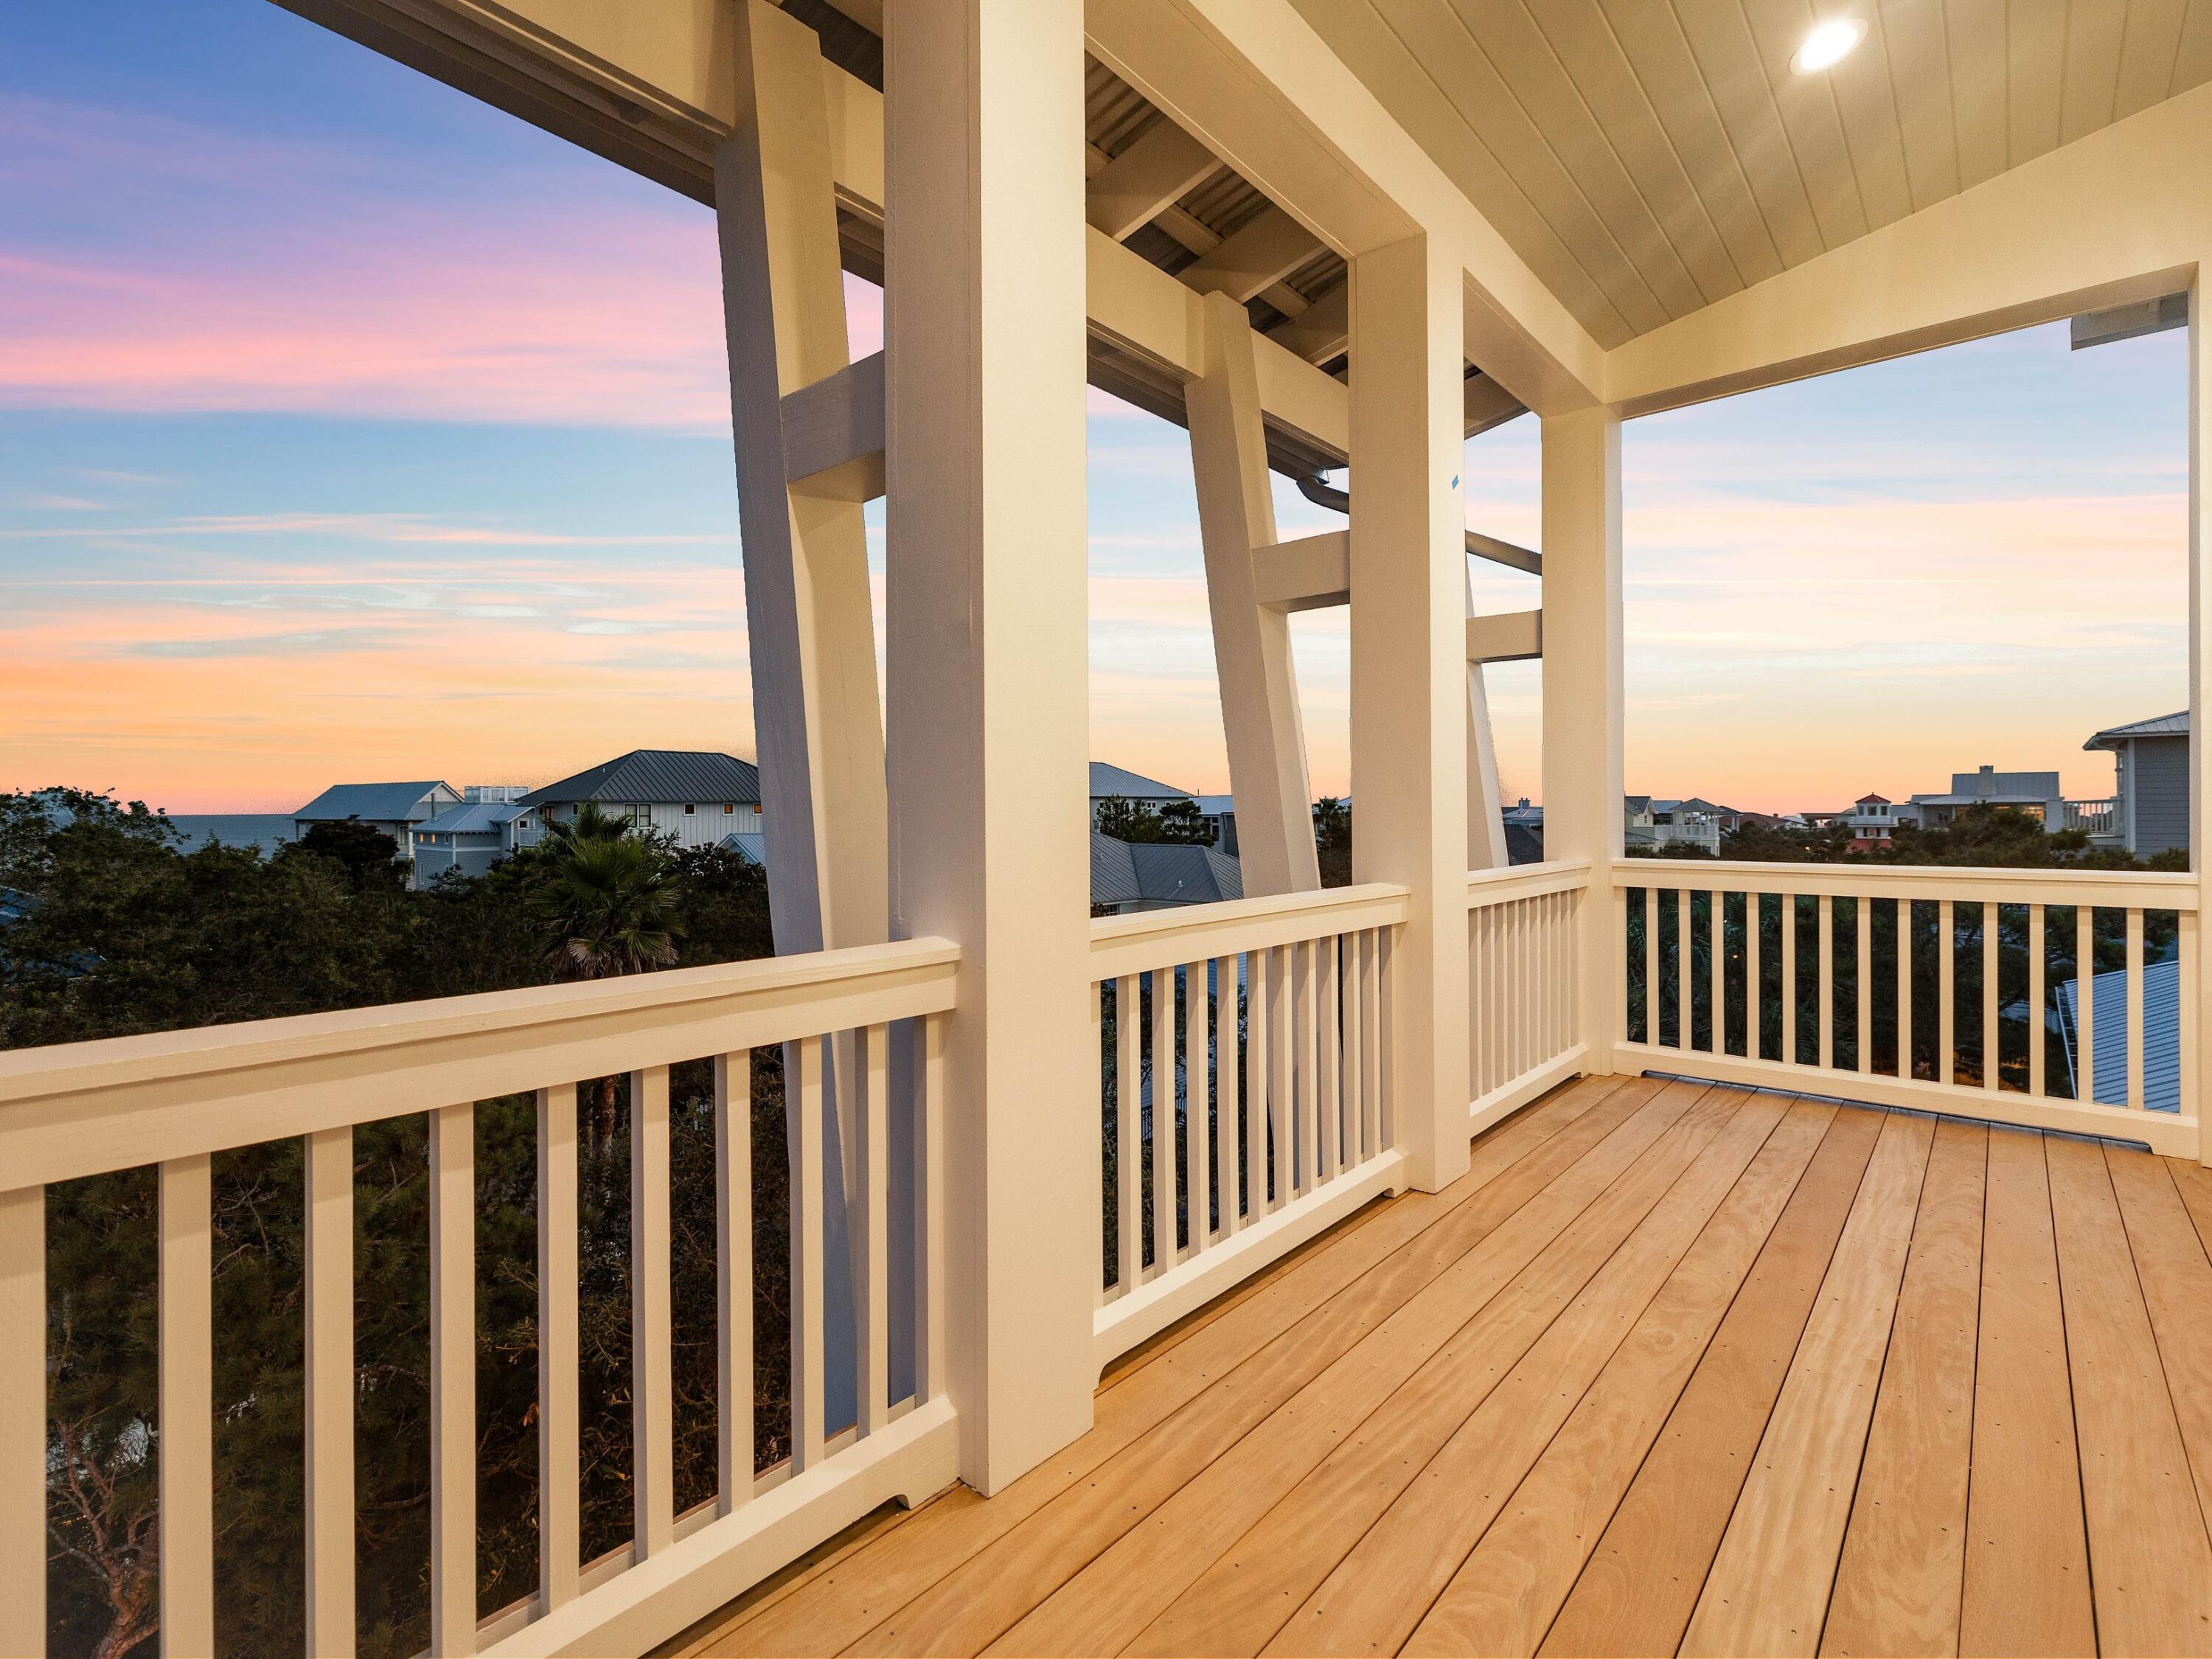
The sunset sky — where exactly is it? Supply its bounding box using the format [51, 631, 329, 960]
[1, 3, 2188, 818]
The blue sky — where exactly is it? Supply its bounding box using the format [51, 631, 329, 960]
[0, 1, 2187, 814]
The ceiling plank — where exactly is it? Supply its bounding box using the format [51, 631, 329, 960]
[1180, 204, 1326, 303]
[2176, 0, 2212, 99]
[1823, 4, 1916, 232]
[1945, 0, 2010, 190]
[1368, 0, 1675, 333]
[1531, 0, 1747, 305]
[1596, 0, 1782, 288]
[1879, 0, 1962, 211]
[2114, 0, 2188, 122]
[1087, 119, 1222, 240]
[1456, 0, 1714, 316]
[1665, 0, 1825, 267]
[1737, 0, 1872, 250]
[2059, 1, 2128, 145]
[2007, 0, 2069, 168]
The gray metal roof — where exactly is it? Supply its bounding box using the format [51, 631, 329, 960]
[2087, 711, 2189, 749]
[294, 782, 454, 823]
[2055, 954, 2180, 1113]
[520, 750, 761, 811]
[1089, 762, 1193, 801]
[1091, 832, 1243, 907]
[717, 831, 768, 867]
[415, 800, 522, 836]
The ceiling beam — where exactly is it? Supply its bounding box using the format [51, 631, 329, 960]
[1088, 119, 1222, 240]
[1180, 204, 1326, 304]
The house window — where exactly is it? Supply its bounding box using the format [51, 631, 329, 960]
[685, 804, 695, 814]
[724, 804, 734, 814]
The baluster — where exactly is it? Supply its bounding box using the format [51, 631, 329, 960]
[1642, 888, 1659, 1047]
[2183, 914, 2201, 1127]
[0, 1183, 41, 1659]
[1216, 955, 1242, 1235]
[1269, 946, 1293, 1206]
[1362, 931, 1384, 1156]
[1150, 967, 1176, 1267]
[1378, 929, 1398, 1147]
[1091, 981, 1105, 1308]
[1856, 897, 1873, 1076]
[428, 1107, 474, 1656]
[537, 1085, 580, 1603]
[1615, 886, 1631, 1048]
[2126, 908, 2146, 1110]
[1115, 973, 1141, 1288]
[1818, 895, 1834, 1071]
[1781, 893, 1798, 1065]
[161, 1153, 217, 1658]
[1745, 891, 1761, 1062]
[1482, 905, 1498, 1092]
[303, 1126, 355, 1655]
[1675, 888, 1691, 1052]
[1185, 957, 1212, 1247]
[790, 1036, 827, 1471]
[1319, 936, 1343, 1180]
[2077, 907, 2096, 1105]
[919, 1012, 948, 1403]
[1510, 900, 1526, 1079]
[858, 1026, 890, 1432]
[1709, 892, 1726, 1056]
[2028, 908, 2048, 1097]
[713, 1055, 753, 1512]
[1982, 907, 2000, 1093]
[1896, 899, 1913, 1081]
[1293, 943, 1316, 1192]
[632, 1065, 674, 1556]
[1938, 899, 1956, 1088]
[1245, 950, 1269, 1217]
[1343, 935, 1365, 1166]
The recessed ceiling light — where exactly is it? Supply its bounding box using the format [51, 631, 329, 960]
[1791, 17, 1866, 74]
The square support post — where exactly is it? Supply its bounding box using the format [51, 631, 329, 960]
[1349, 232, 1472, 1192]
[883, 0, 1096, 1492]
[1541, 406, 1625, 1074]
[2191, 273, 2211, 1161]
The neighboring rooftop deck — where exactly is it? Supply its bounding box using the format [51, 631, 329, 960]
[667, 1074, 2212, 1658]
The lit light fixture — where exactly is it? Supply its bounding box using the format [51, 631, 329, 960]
[1791, 15, 1866, 74]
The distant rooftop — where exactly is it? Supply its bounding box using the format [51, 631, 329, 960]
[2087, 711, 2189, 749]
[1089, 762, 1193, 801]
[415, 800, 524, 836]
[293, 782, 455, 822]
[1090, 832, 1242, 908]
[521, 750, 761, 812]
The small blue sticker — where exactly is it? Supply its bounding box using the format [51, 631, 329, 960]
[1450, 475, 1460, 487]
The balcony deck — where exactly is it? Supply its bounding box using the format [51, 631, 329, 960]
[666, 1072, 2212, 1658]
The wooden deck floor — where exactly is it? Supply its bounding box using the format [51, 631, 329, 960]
[667, 1074, 2212, 1658]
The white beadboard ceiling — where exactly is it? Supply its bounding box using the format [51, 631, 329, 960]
[1287, 0, 2212, 347]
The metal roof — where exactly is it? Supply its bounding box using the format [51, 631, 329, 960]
[520, 750, 762, 812]
[2087, 711, 2189, 750]
[415, 801, 522, 836]
[1091, 832, 1243, 908]
[718, 832, 768, 868]
[294, 782, 454, 823]
[1090, 762, 1194, 801]
[2055, 955, 2180, 1114]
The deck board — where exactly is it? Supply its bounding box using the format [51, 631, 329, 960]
[669, 1077, 2212, 1659]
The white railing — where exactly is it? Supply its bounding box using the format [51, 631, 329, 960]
[1615, 859, 2199, 1157]
[1088, 884, 1409, 1371]
[1468, 860, 1590, 1132]
[0, 942, 959, 1658]
[2065, 796, 2121, 836]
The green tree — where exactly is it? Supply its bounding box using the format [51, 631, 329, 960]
[1313, 796, 1352, 888]
[1093, 796, 1165, 842]
[285, 820, 406, 890]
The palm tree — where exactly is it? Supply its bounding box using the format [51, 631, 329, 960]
[534, 832, 686, 1142]
[539, 800, 630, 851]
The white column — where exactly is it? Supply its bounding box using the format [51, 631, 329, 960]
[1189, 289, 1322, 894]
[714, 0, 888, 959]
[883, 0, 1096, 1492]
[2190, 272, 2212, 1159]
[1349, 232, 1471, 1192]
[1541, 406, 1624, 1073]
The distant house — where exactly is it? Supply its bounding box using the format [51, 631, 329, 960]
[1841, 792, 1914, 852]
[293, 781, 460, 858]
[1089, 762, 1197, 824]
[2084, 711, 2188, 857]
[515, 751, 763, 852]
[411, 799, 526, 883]
[1908, 765, 2065, 829]
[1193, 794, 1237, 855]
[1624, 796, 1720, 855]
[1090, 832, 1242, 914]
